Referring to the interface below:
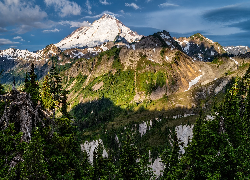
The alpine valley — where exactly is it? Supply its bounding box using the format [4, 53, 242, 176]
[1, 14, 250, 179]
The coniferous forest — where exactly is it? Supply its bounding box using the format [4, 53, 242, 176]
[1, 58, 250, 179]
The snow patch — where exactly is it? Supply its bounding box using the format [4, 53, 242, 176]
[131, 44, 135, 50]
[185, 74, 203, 91]
[230, 57, 238, 65]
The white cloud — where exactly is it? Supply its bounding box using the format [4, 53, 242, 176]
[13, 36, 22, 40]
[0, 38, 20, 45]
[125, 3, 140, 10]
[86, 0, 92, 15]
[159, 2, 179, 7]
[59, 21, 90, 28]
[13, 36, 25, 41]
[44, 0, 81, 17]
[99, 0, 110, 5]
[0, 0, 48, 34]
[0, 27, 7, 32]
[139, 8, 244, 36]
[16, 21, 55, 34]
[146, 0, 152, 2]
[83, 11, 121, 19]
[31, 34, 35, 36]
[43, 28, 60, 33]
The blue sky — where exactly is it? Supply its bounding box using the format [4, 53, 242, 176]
[0, 0, 250, 51]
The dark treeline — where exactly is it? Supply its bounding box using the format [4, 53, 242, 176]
[1, 57, 250, 179]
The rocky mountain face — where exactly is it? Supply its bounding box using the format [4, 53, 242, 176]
[55, 14, 143, 50]
[0, 45, 62, 84]
[174, 33, 226, 62]
[223, 46, 250, 55]
[63, 30, 203, 106]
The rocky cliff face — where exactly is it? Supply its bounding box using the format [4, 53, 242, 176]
[223, 46, 250, 55]
[0, 88, 49, 142]
[63, 30, 203, 107]
[174, 33, 226, 62]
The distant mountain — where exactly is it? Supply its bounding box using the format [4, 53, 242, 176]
[55, 14, 143, 50]
[174, 33, 226, 61]
[223, 46, 250, 55]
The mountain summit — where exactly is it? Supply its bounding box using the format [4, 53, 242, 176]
[55, 14, 143, 50]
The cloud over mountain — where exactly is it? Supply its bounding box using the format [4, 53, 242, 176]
[0, 38, 19, 45]
[0, 0, 47, 33]
[125, 3, 140, 10]
[43, 28, 60, 33]
[44, 0, 81, 17]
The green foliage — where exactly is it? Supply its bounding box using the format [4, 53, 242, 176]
[23, 63, 40, 106]
[211, 57, 224, 67]
[71, 98, 123, 130]
[160, 126, 181, 179]
[190, 33, 204, 41]
[137, 71, 166, 95]
[41, 75, 53, 110]
[72, 73, 87, 93]
[48, 57, 63, 108]
[20, 129, 51, 179]
[117, 133, 141, 179]
[78, 69, 135, 107]
[160, 48, 166, 58]
[61, 90, 70, 118]
[95, 46, 122, 68]
[0, 123, 26, 179]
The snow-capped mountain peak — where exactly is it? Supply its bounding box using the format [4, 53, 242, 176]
[55, 14, 143, 50]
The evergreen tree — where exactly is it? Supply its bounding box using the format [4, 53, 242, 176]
[0, 123, 26, 179]
[47, 56, 64, 119]
[23, 63, 40, 106]
[41, 75, 53, 110]
[160, 127, 181, 179]
[20, 129, 51, 179]
[118, 133, 141, 179]
[91, 142, 109, 179]
[61, 89, 69, 118]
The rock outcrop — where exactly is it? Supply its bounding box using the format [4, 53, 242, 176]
[0, 88, 50, 142]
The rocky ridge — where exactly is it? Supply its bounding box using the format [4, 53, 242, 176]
[223, 46, 250, 55]
[174, 33, 226, 61]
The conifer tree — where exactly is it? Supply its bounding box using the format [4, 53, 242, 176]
[161, 127, 181, 179]
[23, 63, 40, 106]
[20, 129, 51, 179]
[118, 133, 141, 179]
[47, 56, 63, 119]
[41, 75, 53, 110]
[61, 89, 69, 118]
[91, 142, 108, 179]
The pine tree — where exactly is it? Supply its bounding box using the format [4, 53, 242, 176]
[118, 133, 141, 179]
[47, 56, 63, 119]
[91, 142, 108, 179]
[0, 123, 26, 179]
[61, 89, 69, 118]
[20, 129, 51, 179]
[41, 75, 53, 110]
[23, 63, 40, 106]
[161, 127, 181, 179]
